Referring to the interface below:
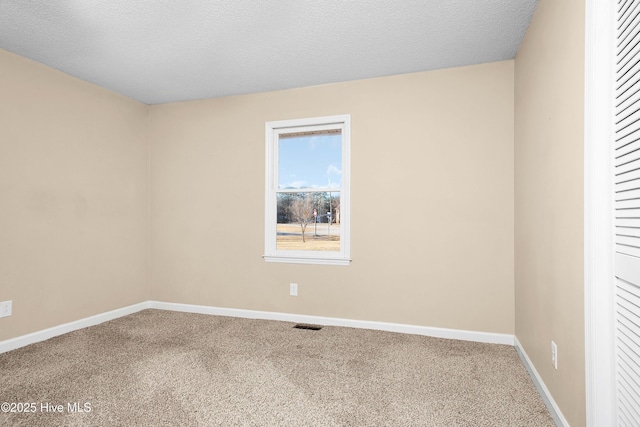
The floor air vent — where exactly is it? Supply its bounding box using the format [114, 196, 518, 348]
[293, 324, 323, 331]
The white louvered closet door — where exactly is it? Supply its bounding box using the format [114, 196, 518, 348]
[615, 1, 640, 425]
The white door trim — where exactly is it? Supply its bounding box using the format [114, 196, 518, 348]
[584, 0, 616, 425]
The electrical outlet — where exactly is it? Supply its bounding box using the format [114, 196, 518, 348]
[0, 300, 12, 318]
[551, 341, 558, 369]
[290, 283, 298, 296]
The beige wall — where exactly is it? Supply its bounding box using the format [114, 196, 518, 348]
[149, 61, 515, 334]
[0, 49, 150, 341]
[514, 0, 585, 425]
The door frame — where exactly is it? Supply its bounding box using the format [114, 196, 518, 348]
[584, 0, 616, 425]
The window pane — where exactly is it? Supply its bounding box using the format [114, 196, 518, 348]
[278, 132, 342, 189]
[276, 192, 340, 252]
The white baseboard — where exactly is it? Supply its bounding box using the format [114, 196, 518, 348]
[149, 301, 515, 345]
[515, 336, 569, 427]
[0, 302, 150, 354]
[0, 300, 514, 353]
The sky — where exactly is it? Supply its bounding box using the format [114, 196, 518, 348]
[278, 133, 342, 189]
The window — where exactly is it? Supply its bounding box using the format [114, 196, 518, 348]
[264, 115, 351, 265]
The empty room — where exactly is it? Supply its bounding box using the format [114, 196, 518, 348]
[0, 0, 635, 426]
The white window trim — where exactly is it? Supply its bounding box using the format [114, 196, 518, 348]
[264, 114, 351, 266]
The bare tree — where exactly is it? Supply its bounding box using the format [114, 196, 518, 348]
[331, 194, 341, 224]
[289, 193, 314, 243]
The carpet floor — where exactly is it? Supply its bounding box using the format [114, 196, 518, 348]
[0, 309, 554, 426]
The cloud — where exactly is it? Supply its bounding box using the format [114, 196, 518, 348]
[327, 164, 342, 175]
[282, 180, 307, 189]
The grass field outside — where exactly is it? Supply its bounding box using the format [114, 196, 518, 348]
[276, 223, 340, 251]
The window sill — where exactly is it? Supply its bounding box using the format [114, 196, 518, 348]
[263, 255, 351, 266]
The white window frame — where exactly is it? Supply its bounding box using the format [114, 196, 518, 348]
[264, 114, 351, 265]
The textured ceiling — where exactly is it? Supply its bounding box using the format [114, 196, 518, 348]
[0, 1, 538, 105]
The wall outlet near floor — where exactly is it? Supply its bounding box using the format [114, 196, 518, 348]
[0, 300, 12, 318]
[290, 283, 298, 296]
[551, 341, 557, 369]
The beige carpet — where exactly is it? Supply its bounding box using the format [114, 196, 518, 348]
[0, 309, 554, 426]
